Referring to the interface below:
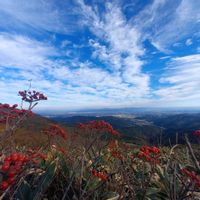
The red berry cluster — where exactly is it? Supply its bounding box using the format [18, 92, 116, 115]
[78, 120, 120, 136]
[181, 168, 200, 187]
[0, 152, 46, 191]
[0, 103, 33, 123]
[108, 140, 118, 149]
[18, 90, 47, 102]
[138, 146, 160, 163]
[26, 150, 47, 164]
[58, 147, 66, 154]
[194, 130, 200, 137]
[120, 142, 131, 151]
[108, 140, 123, 160]
[43, 124, 67, 140]
[111, 150, 123, 160]
[91, 169, 108, 181]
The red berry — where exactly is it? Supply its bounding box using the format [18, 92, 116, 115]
[32, 159, 39, 165]
[4, 156, 11, 162]
[31, 153, 37, 158]
[59, 148, 65, 154]
[14, 165, 21, 172]
[8, 169, 16, 178]
[39, 153, 46, 160]
[0, 181, 9, 190]
[3, 161, 11, 166]
[151, 147, 160, 154]
[18, 154, 25, 162]
[15, 161, 22, 167]
[23, 156, 30, 162]
[7, 177, 15, 185]
[91, 169, 98, 176]
[2, 164, 10, 172]
[11, 153, 18, 161]
[98, 172, 108, 181]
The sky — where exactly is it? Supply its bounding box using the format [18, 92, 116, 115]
[0, 0, 200, 111]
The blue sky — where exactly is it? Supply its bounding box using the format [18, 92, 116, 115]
[0, 0, 200, 111]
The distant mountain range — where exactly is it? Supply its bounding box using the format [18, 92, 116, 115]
[7, 110, 199, 146]
[48, 112, 200, 145]
[37, 107, 200, 116]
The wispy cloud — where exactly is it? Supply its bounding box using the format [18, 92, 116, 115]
[155, 54, 200, 106]
[0, 31, 150, 110]
[0, 0, 77, 34]
[0, 33, 57, 70]
[78, 0, 150, 95]
[185, 38, 193, 46]
[133, 0, 200, 52]
[0, 0, 199, 110]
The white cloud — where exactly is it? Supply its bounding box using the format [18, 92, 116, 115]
[0, 0, 76, 34]
[133, 0, 200, 52]
[61, 40, 71, 48]
[1, 0, 199, 110]
[79, 1, 150, 96]
[0, 31, 151, 110]
[0, 33, 57, 70]
[0, 1, 153, 110]
[185, 38, 193, 46]
[155, 54, 200, 106]
[160, 56, 171, 60]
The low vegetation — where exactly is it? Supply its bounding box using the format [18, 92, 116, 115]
[0, 90, 200, 200]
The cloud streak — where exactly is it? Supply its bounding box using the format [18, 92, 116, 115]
[0, 33, 57, 70]
[0, 0, 78, 34]
[133, 0, 200, 52]
[155, 54, 200, 106]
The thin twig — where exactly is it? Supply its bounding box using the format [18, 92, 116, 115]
[185, 135, 200, 171]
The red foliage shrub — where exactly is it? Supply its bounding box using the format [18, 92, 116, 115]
[78, 120, 120, 136]
[0, 103, 33, 123]
[91, 169, 108, 181]
[181, 168, 200, 188]
[139, 145, 160, 164]
[0, 151, 47, 191]
[43, 124, 67, 140]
